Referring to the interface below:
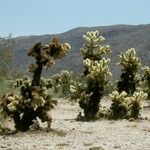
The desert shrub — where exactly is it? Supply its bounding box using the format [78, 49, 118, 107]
[0, 34, 15, 78]
[117, 48, 141, 95]
[70, 31, 112, 120]
[0, 37, 70, 132]
[0, 79, 14, 96]
[109, 90, 147, 119]
[140, 66, 150, 100]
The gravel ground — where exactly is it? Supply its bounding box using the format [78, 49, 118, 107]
[0, 98, 150, 150]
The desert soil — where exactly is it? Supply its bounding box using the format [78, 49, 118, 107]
[0, 98, 150, 150]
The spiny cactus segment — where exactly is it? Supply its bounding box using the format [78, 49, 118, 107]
[81, 31, 111, 61]
[83, 58, 112, 83]
[117, 48, 141, 71]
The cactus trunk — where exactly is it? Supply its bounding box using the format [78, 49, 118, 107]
[13, 108, 36, 131]
[117, 70, 136, 95]
[79, 81, 103, 120]
[32, 56, 43, 86]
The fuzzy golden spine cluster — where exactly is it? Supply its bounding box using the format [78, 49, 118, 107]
[1, 76, 54, 115]
[109, 90, 129, 119]
[109, 90, 128, 102]
[109, 90, 147, 119]
[1, 94, 21, 113]
[28, 64, 38, 73]
[117, 48, 141, 71]
[81, 31, 111, 60]
[130, 91, 148, 102]
[14, 77, 52, 108]
[128, 90, 147, 118]
[70, 82, 92, 105]
[83, 58, 112, 83]
[142, 66, 150, 77]
[70, 78, 87, 101]
[28, 37, 71, 69]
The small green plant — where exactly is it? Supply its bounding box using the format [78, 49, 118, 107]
[70, 31, 111, 120]
[0, 37, 70, 132]
[117, 48, 141, 95]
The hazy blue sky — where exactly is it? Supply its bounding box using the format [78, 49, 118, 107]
[0, 0, 150, 37]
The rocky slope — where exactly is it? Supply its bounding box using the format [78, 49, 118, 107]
[10, 24, 150, 77]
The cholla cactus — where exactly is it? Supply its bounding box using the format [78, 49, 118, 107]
[81, 31, 111, 76]
[81, 31, 111, 61]
[117, 48, 141, 95]
[109, 90, 147, 119]
[50, 70, 74, 97]
[70, 31, 111, 120]
[140, 66, 150, 99]
[70, 78, 87, 101]
[28, 37, 71, 86]
[83, 58, 112, 84]
[0, 37, 70, 132]
[117, 48, 141, 71]
[129, 91, 147, 119]
[109, 90, 129, 119]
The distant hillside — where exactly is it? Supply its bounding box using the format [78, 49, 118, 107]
[6, 24, 150, 78]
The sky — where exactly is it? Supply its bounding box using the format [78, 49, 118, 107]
[0, 0, 150, 37]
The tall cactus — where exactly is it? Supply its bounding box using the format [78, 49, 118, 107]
[70, 31, 111, 120]
[117, 48, 141, 95]
[0, 37, 70, 132]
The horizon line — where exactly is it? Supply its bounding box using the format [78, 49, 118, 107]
[1, 23, 150, 38]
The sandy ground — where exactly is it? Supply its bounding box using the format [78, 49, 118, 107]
[0, 98, 150, 150]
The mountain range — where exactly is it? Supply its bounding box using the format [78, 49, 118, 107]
[10, 24, 150, 78]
